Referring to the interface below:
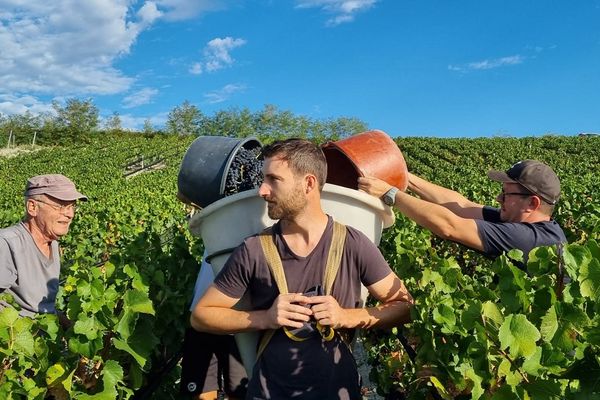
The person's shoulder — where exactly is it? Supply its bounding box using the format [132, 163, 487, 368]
[533, 219, 567, 240]
[0, 223, 25, 241]
[339, 223, 375, 246]
[481, 206, 501, 222]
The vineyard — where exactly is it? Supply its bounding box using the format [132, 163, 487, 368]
[1, 133, 599, 399]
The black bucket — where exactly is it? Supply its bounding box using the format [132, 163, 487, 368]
[177, 136, 262, 208]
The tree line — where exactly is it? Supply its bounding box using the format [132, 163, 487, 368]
[0, 99, 368, 146]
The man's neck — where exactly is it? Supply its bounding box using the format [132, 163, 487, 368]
[23, 219, 54, 258]
[520, 211, 551, 223]
[280, 210, 329, 257]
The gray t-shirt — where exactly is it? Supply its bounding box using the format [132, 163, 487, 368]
[475, 206, 567, 265]
[0, 222, 60, 316]
[214, 216, 393, 400]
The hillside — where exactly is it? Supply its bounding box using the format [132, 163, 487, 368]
[1, 133, 599, 399]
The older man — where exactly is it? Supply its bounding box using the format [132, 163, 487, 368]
[192, 138, 413, 400]
[358, 160, 567, 266]
[0, 174, 87, 317]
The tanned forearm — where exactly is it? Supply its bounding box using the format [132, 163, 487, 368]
[341, 300, 413, 329]
[394, 190, 463, 239]
[191, 306, 271, 334]
[408, 173, 483, 219]
[408, 173, 468, 206]
[392, 190, 484, 250]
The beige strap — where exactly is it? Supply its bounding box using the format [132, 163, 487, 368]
[323, 221, 347, 296]
[258, 227, 289, 295]
[256, 227, 285, 358]
[255, 221, 347, 360]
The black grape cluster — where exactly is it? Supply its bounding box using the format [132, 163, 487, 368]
[223, 146, 264, 196]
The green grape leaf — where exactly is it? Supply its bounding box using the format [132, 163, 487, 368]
[461, 300, 482, 331]
[564, 244, 591, 280]
[499, 314, 541, 359]
[433, 304, 456, 329]
[46, 362, 67, 386]
[123, 289, 155, 315]
[0, 306, 20, 327]
[497, 358, 521, 387]
[115, 310, 138, 341]
[579, 258, 600, 300]
[523, 379, 563, 399]
[13, 327, 35, 356]
[482, 301, 504, 328]
[522, 346, 543, 376]
[76, 360, 123, 400]
[113, 318, 159, 369]
[74, 314, 101, 340]
[540, 305, 558, 342]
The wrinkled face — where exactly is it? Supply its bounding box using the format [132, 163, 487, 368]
[258, 157, 307, 220]
[28, 195, 77, 240]
[495, 182, 533, 222]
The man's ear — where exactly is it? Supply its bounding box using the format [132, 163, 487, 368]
[305, 174, 318, 194]
[528, 195, 542, 212]
[26, 198, 38, 217]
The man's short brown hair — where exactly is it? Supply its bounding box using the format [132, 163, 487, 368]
[261, 138, 327, 190]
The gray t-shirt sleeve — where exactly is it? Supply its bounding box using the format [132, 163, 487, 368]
[0, 238, 18, 290]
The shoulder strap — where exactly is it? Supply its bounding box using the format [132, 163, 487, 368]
[256, 227, 282, 359]
[324, 221, 347, 295]
[255, 221, 347, 359]
[258, 227, 288, 295]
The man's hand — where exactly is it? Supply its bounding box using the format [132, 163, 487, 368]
[266, 293, 313, 329]
[305, 295, 346, 329]
[357, 176, 394, 198]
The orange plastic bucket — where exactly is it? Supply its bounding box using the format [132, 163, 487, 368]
[321, 130, 408, 191]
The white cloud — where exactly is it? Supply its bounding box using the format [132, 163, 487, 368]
[118, 112, 168, 131]
[0, 1, 145, 97]
[295, 0, 377, 26]
[0, 0, 226, 115]
[137, 1, 163, 26]
[203, 83, 246, 104]
[189, 62, 203, 75]
[448, 55, 525, 72]
[191, 37, 247, 74]
[122, 88, 159, 109]
[0, 94, 53, 115]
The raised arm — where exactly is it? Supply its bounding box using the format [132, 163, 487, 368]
[407, 173, 484, 219]
[392, 190, 485, 251]
[358, 174, 484, 219]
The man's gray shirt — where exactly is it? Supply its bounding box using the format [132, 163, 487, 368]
[0, 222, 60, 316]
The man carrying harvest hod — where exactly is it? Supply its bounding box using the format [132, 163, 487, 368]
[359, 160, 567, 268]
[192, 138, 413, 399]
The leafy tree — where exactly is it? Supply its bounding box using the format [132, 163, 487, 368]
[0, 111, 43, 146]
[199, 104, 368, 142]
[165, 100, 204, 135]
[103, 112, 123, 134]
[201, 107, 255, 137]
[323, 116, 368, 140]
[142, 119, 155, 135]
[51, 98, 99, 143]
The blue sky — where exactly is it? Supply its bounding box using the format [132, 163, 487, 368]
[1, 0, 599, 137]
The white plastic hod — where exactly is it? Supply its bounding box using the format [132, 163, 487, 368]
[188, 183, 395, 376]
